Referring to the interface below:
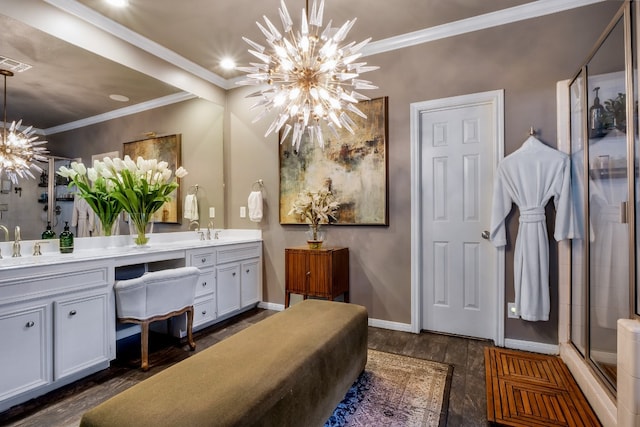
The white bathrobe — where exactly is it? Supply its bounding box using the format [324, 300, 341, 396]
[72, 197, 95, 238]
[490, 136, 573, 321]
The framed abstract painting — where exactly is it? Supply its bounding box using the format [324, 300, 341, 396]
[123, 134, 182, 224]
[279, 96, 389, 225]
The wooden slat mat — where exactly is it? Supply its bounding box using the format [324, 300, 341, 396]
[485, 347, 601, 426]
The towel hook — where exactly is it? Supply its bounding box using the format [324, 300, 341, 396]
[529, 126, 536, 136]
[188, 184, 199, 195]
[252, 179, 264, 191]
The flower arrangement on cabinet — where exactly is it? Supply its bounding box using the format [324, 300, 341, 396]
[58, 155, 188, 245]
[288, 186, 339, 245]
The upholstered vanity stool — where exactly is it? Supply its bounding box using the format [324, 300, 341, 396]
[114, 266, 200, 370]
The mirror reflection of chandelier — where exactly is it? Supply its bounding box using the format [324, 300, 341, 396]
[1, 69, 48, 184]
[237, 0, 379, 150]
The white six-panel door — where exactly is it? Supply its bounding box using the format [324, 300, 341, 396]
[411, 90, 504, 342]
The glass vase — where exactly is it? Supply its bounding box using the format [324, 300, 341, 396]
[128, 212, 154, 247]
[306, 224, 325, 249]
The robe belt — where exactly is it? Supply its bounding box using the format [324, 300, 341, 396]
[519, 207, 545, 223]
[600, 204, 620, 221]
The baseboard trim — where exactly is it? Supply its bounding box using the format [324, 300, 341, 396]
[504, 338, 559, 355]
[368, 318, 413, 332]
[258, 302, 412, 333]
[258, 301, 284, 311]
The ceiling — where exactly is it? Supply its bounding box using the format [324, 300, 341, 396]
[0, 0, 600, 135]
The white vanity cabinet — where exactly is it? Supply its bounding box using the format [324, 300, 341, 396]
[0, 231, 262, 412]
[216, 242, 262, 319]
[0, 262, 110, 412]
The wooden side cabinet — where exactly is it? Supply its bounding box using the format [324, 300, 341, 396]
[285, 247, 349, 308]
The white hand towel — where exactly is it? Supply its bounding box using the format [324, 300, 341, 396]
[184, 194, 199, 221]
[248, 191, 263, 222]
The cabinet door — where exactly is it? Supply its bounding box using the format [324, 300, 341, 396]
[285, 250, 309, 294]
[308, 251, 331, 297]
[216, 263, 241, 317]
[54, 293, 109, 380]
[241, 258, 261, 307]
[0, 304, 51, 401]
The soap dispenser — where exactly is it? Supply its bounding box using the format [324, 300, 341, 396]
[59, 221, 74, 254]
[42, 221, 56, 239]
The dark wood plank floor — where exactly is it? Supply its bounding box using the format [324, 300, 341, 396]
[485, 347, 601, 427]
[0, 307, 494, 427]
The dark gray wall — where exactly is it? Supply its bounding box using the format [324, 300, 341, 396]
[226, 2, 622, 344]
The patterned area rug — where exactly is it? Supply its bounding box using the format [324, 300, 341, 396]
[325, 349, 453, 427]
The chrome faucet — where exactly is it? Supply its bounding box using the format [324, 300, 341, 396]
[0, 224, 8, 259]
[12, 226, 21, 257]
[206, 221, 214, 240]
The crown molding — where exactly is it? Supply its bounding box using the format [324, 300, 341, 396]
[43, 92, 196, 135]
[364, 0, 606, 56]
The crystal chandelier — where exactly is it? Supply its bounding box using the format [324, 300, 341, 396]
[0, 69, 48, 184]
[237, 0, 378, 150]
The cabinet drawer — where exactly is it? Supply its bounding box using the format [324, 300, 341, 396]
[193, 297, 216, 327]
[217, 243, 261, 264]
[195, 271, 215, 298]
[188, 251, 215, 269]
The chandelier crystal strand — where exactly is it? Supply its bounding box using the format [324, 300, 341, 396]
[237, 0, 378, 151]
[0, 69, 48, 184]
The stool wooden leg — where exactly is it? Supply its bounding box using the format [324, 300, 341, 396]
[285, 292, 290, 308]
[141, 320, 150, 371]
[186, 306, 196, 351]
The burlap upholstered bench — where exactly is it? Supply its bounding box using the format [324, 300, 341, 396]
[80, 299, 368, 427]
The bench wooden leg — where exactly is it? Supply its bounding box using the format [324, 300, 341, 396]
[285, 292, 290, 308]
[186, 307, 196, 351]
[141, 320, 150, 371]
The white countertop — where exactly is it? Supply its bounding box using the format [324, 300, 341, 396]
[0, 229, 262, 270]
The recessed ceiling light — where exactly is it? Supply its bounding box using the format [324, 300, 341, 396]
[106, 0, 129, 7]
[220, 58, 236, 70]
[109, 94, 129, 102]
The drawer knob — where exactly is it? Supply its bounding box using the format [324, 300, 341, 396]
[202, 310, 207, 315]
[201, 258, 206, 263]
[69, 310, 77, 316]
[232, 272, 236, 277]
[202, 282, 207, 287]
[306, 271, 311, 276]
[246, 269, 250, 273]
[25, 321, 35, 328]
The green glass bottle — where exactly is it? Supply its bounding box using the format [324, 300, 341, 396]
[42, 221, 56, 239]
[59, 221, 74, 254]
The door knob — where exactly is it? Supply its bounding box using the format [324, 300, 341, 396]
[481, 230, 490, 240]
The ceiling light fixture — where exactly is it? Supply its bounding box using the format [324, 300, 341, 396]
[220, 58, 236, 70]
[0, 69, 48, 184]
[106, 0, 129, 7]
[237, 0, 378, 150]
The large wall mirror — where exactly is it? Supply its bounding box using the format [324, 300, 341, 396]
[0, 11, 225, 241]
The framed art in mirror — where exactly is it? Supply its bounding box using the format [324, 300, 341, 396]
[279, 96, 389, 225]
[123, 134, 182, 224]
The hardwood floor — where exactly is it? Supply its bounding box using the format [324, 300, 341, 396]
[0, 307, 493, 427]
